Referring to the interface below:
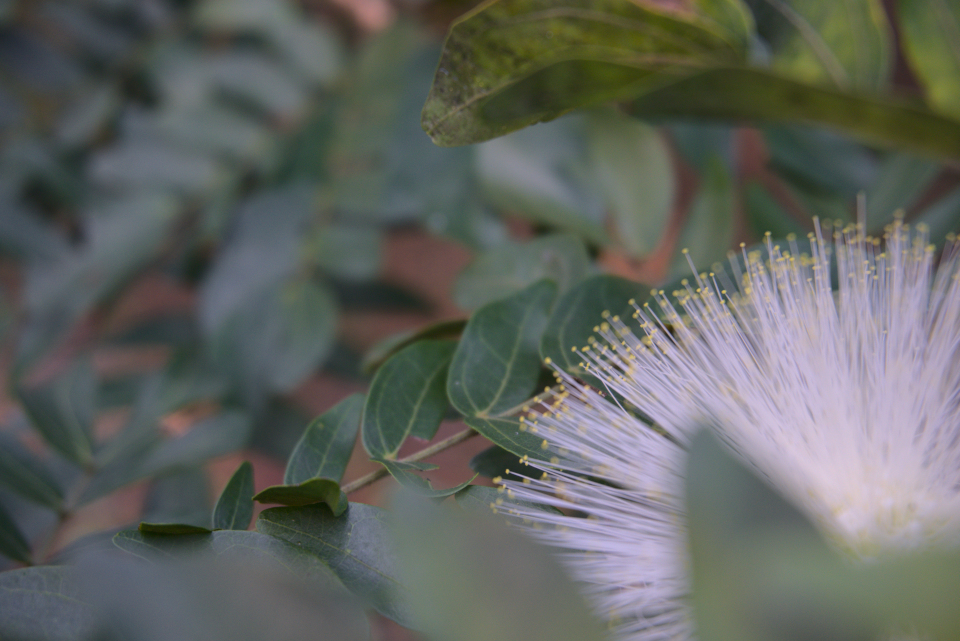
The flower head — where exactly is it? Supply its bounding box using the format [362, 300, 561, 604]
[504, 219, 960, 641]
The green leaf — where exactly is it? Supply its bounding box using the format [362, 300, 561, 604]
[539, 274, 647, 375]
[764, 125, 876, 198]
[422, 0, 748, 145]
[257, 503, 414, 626]
[453, 234, 589, 311]
[372, 458, 477, 498]
[469, 445, 523, 481]
[212, 461, 255, 531]
[899, 0, 960, 119]
[17, 358, 96, 466]
[475, 116, 608, 244]
[915, 186, 960, 248]
[362, 341, 457, 458]
[138, 522, 214, 535]
[253, 478, 348, 516]
[361, 319, 467, 375]
[0, 499, 32, 564]
[0, 566, 95, 639]
[392, 492, 607, 641]
[669, 156, 735, 279]
[465, 417, 553, 462]
[864, 153, 940, 228]
[744, 181, 809, 239]
[310, 224, 383, 281]
[586, 108, 674, 256]
[448, 280, 557, 418]
[755, 0, 890, 91]
[0, 431, 64, 509]
[286, 394, 364, 485]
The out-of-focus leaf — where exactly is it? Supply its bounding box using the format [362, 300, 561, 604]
[54, 84, 119, 150]
[265, 20, 344, 86]
[373, 458, 476, 498]
[744, 181, 809, 239]
[138, 522, 213, 535]
[362, 340, 457, 458]
[475, 115, 607, 244]
[254, 479, 348, 515]
[0, 202, 69, 262]
[669, 157, 736, 279]
[142, 468, 212, 529]
[81, 412, 252, 505]
[864, 153, 940, 228]
[361, 319, 467, 375]
[38, 2, 133, 62]
[453, 234, 589, 311]
[286, 394, 364, 486]
[539, 274, 647, 375]
[0, 432, 64, 509]
[205, 52, 309, 120]
[257, 503, 414, 626]
[249, 400, 313, 461]
[310, 224, 383, 281]
[587, 108, 674, 257]
[0, 29, 83, 93]
[17, 358, 96, 466]
[422, 0, 749, 145]
[687, 429, 960, 641]
[448, 280, 556, 418]
[213, 461, 255, 531]
[192, 0, 298, 31]
[0, 500, 32, 564]
[765, 125, 877, 197]
[89, 141, 224, 194]
[465, 417, 552, 462]
[751, 0, 890, 91]
[392, 491, 607, 641]
[916, 186, 960, 248]
[669, 122, 735, 170]
[0, 566, 94, 639]
[899, 0, 960, 119]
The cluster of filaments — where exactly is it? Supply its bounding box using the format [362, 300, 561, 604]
[496, 220, 960, 641]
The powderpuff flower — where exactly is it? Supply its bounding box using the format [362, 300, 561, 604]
[502, 219, 960, 641]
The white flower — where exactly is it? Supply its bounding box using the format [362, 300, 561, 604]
[503, 219, 960, 641]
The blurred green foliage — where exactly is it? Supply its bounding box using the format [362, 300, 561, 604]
[0, 0, 959, 638]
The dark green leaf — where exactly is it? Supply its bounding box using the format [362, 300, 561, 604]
[587, 108, 674, 256]
[899, 0, 960, 119]
[138, 522, 214, 535]
[392, 491, 607, 641]
[469, 445, 523, 481]
[361, 319, 467, 375]
[372, 458, 476, 498]
[915, 186, 960, 247]
[864, 153, 940, 228]
[539, 275, 647, 375]
[257, 503, 413, 626]
[310, 224, 383, 281]
[362, 341, 456, 458]
[453, 234, 589, 311]
[475, 116, 607, 244]
[465, 417, 553, 462]
[142, 468, 211, 529]
[448, 280, 557, 418]
[0, 499, 32, 564]
[17, 358, 96, 466]
[212, 461, 255, 531]
[764, 125, 876, 197]
[0, 566, 95, 639]
[422, 0, 748, 145]
[253, 479, 348, 515]
[669, 156, 735, 279]
[286, 394, 364, 485]
[0, 431, 64, 509]
[744, 182, 809, 239]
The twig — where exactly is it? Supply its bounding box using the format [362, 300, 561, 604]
[342, 427, 479, 494]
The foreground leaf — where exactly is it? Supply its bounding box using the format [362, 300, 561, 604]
[253, 479, 348, 515]
[465, 417, 553, 462]
[257, 503, 413, 626]
[286, 394, 364, 485]
[138, 522, 214, 535]
[372, 458, 477, 498]
[0, 566, 95, 640]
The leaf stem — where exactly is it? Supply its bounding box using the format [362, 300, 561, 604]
[342, 427, 479, 494]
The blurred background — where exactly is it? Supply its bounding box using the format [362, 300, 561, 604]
[1, 0, 959, 601]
